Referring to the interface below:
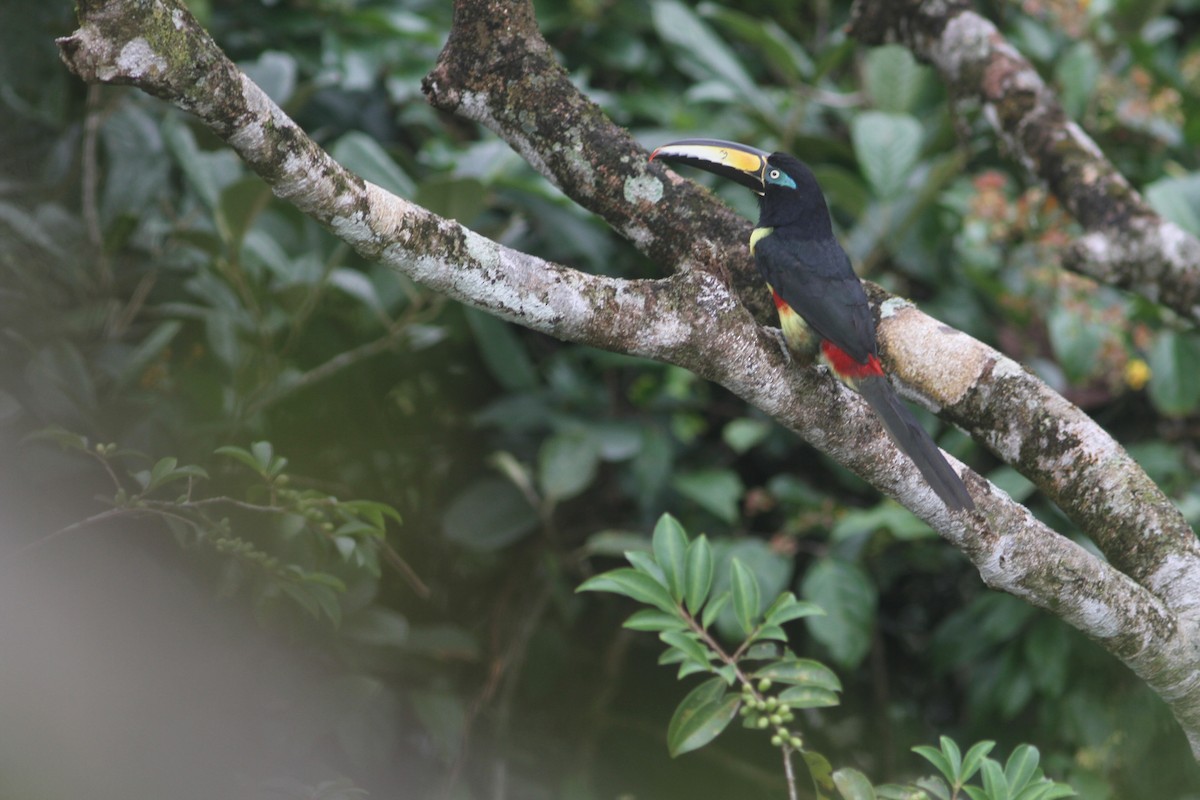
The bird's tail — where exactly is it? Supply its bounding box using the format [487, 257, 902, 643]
[855, 375, 974, 512]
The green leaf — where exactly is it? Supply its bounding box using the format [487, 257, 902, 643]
[216, 175, 272, 249]
[623, 609, 686, 632]
[730, 558, 761, 635]
[328, 268, 387, 317]
[764, 591, 825, 625]
[338, 500, 403, 528]
[722, 417, 770, 454]
[701, 591, 730, 630]
[415, 176, 488, 223]
[940, 737, 964, 783]
[463, 307, 539, 392]
[698, 5, 814, 84]
[914, 776, 951, 800]
[833, 768, 877, 800]
[832, 502, 934, 542]
[677, 659, 713, 680]
[539, 430, 601, 503]
[652, 513, 689, 602]
[743, 642, 783, 661]
[666, 678, 740, 757]
[756, 657, 842, 691]
[215, 445, 261, 472]
[1147, 330, 1200, 417]
[875, 785, 933, 800]
[753, 624, 787, 642]
[660, 629, 712, 667]
[777, 685, 841, 708]
[802, 559, 877, 669]
[583, 529, 651, 557]
[1005, 745, 1040, 793]
[852, 111, 924, 199]
[1046, 302, 1109, 384]
[343, 607, 409, 647]
[684, 534, 714, 613]
[864, 45, 926, 114]
[625, 550, 668, 586]
[442, 477, 538, 552]
[913, 745, 955, 785]
[112, 320, 182, 391]
[24, 425, 90, 452]
[251, 440, 277, 473]
[577, 568, 678, 614]
[330, 131, 416, 198]
[240, 50, 297, 105]
[671, 469, 743, 524]
[651, 0, 754, 96]
[1055, 41, 1100, 119]
[961, 741, 996, 785]
[802, 750, 838, 799]
[981, 759, 1009, 800]
[1146, 173, 1200, 237]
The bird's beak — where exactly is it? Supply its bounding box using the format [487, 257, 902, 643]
[649, 138, 770, 194]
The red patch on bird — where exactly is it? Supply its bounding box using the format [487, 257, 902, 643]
[821, 341, 883, 379]
[772, 290, 789, 310]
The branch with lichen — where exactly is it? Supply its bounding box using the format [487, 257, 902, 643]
[847, 0, 1200, 324]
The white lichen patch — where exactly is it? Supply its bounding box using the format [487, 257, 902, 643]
[172, 8, 187, 29]
[464, 228, 502, 270]
[878, 296, 911, 319]
[556, 138, 595, 197]
[933, 12, 997, 77]
[1069, 596, 1122, 640]
[620, 222, 655, 250]
[116, 38, 167, 79]
[623, 173, 664, 206]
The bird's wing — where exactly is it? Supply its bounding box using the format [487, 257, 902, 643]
[753, 232, 877, 364]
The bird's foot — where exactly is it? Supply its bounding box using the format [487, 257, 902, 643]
[767, 327, 793, 365]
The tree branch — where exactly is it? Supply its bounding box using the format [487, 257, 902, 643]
[847, 0, 1200, 324]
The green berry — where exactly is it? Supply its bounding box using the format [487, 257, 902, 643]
[757, 678, 771, 692]
[756, 717, 769, 729]
[790, 736, 803, 749]
[770, 714, 782, 725]
[770, 735, 782, 747]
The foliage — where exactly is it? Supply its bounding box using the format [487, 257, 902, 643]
[582, 514, 1076, 800]
[3, 0, 1200, 797]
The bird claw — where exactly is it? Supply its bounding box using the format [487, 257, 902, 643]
[768, 327, 793, 365]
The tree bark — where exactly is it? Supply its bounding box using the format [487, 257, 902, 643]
[57, 0, 1200, 758]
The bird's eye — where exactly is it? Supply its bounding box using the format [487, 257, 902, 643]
[768, 169, 781, 180]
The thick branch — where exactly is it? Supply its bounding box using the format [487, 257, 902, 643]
[421, 0, 770, 318]
[868, 286, 1200, 629]
[847, 0, 1200, 324]
[57, 0, 1200, 754]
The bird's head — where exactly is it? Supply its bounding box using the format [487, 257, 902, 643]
[650, 138, 832, 234]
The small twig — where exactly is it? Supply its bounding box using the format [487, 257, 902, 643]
[379, 539, 431, 598]
[245, 328, 407, 415]
[2, 507, 142, 563]
[782, 746, 799, 800]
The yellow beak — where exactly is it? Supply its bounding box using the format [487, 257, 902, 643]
[649, 138, 770, 194]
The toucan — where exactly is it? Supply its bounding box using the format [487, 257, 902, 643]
[650, 139, 974, 512]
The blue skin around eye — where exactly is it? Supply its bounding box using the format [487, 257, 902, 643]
[767, 170, 797, 189]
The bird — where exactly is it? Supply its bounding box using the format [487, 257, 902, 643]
[650, 138, 974, 512]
